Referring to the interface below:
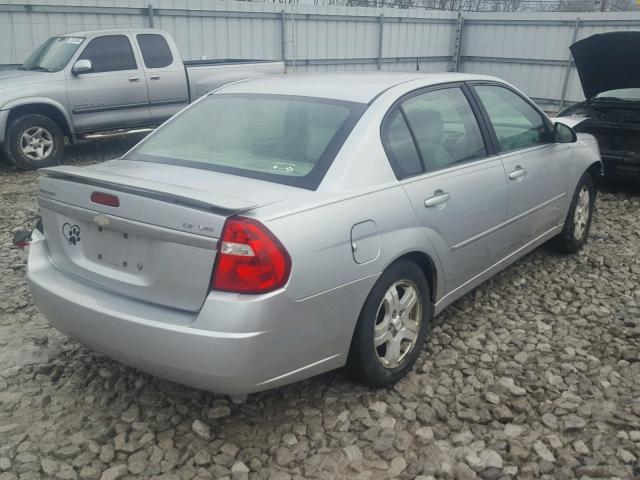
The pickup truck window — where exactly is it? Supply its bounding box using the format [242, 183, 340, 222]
[78, 35, 137, 73]
[127, 94, 366, 189]
[20, 37, 84, 72]
[137, 34, 173, 68]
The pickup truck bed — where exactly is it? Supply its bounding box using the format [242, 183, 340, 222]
[184, 60, 284, 100]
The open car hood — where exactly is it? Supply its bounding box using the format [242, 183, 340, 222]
[570, 31, 640, 100]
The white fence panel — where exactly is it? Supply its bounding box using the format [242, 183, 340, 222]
[1, 0, 640, 109]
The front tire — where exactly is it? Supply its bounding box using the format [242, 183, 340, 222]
[4, 114, 64, 170]
[346, 260, 432, 388]
[550, 172, 595, 253]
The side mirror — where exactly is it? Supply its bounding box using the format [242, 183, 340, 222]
[72, 59, 93, 75]
[553, 122, 577, 143]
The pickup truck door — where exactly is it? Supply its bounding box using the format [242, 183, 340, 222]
[66, 34, 150, 133]
[135, 33, 189, 124]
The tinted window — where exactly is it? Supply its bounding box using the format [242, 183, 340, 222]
[383, 110, 423, 178]
[78, 35, 137, 73]
[128, 94, 365, 189]
[401, 88, 486, 173]
[137, 34, 173, 68]
[474, 85, 548, 152]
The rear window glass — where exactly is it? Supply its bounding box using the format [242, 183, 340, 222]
[127, 94, 365, 189]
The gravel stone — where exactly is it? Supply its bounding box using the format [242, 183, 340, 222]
[562, 415, 587, 432]
[533, 440, 555, 462]
[191, 420, 210, 439]
[99, 464, 127, 480]
[388, 456, 407, 476]
[98, 445, 114, 464]
[342, 445, 362, 462]
[275, 447, 294, 466]
[208, 405, 231, 420]
[41, 458, 58, 476]
[415, 426, 434, 444]
[484, 392, 500, 405]
[1, 149, 639, 480]
[616, 448, 637, 464]
[230, 461, 249, 473]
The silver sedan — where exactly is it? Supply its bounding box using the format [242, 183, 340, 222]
[28, 72, 601, 395]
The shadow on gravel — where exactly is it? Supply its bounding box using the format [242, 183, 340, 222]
[599, 177, 640, 197]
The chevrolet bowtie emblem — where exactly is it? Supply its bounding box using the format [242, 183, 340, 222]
[93, 214, 110, 227]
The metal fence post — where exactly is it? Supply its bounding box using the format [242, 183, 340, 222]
[147, 3, 154, 28]
[450, 10, 465, 72]
[377, 15, 384, 71]
[558, 17, 580, 111]
[281, 10, 287, 74]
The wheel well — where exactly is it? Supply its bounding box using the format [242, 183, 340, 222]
[586, 161, 603, 187]
[7, 104, 72, 141]
[393, 252, 437, 304]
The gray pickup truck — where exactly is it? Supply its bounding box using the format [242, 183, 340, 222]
[0, 28, 284, 170]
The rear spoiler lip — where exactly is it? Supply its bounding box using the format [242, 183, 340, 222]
[39, 166, 259, 212]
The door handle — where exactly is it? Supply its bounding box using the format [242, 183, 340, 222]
[424, 190, 451, 208]
[508, 166, 527, 180]
[149, 74, 160, 80]
[128, 76, 140, 82]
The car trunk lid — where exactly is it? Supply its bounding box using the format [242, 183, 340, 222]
[570, 31, 640, 100]
[37, 160, 291, 312]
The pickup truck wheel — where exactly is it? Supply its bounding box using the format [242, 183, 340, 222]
[345, 260, 432, 388]
[4, 114, 64, 170]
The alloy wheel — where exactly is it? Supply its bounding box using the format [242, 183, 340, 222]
[19, 126, 54, 161]
[573, 185, 591, 240]
[374, 280, 422, 369]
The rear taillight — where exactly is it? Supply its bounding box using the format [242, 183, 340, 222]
[212, 216, 291, 294]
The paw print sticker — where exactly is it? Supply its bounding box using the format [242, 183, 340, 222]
[62, 223, 82, 246]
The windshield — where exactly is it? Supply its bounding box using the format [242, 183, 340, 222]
[21, 37, 84, 72]
[127, 94, 366, 189]
[595, 88, 640, 102]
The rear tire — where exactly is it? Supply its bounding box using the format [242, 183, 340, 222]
[4, 114, 64, 170]
[549, 172, 595, 253]
[346, 260, 432, 388]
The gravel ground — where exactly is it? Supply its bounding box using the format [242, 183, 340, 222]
[1, 141, 640, 480]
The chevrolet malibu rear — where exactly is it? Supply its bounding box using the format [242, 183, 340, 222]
[28, 73, 600, 395]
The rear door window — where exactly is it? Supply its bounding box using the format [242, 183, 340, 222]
[382, 86, 487, 178]
[78, 35, 137, 73]
[137, 34, 173, 68]
[402, 88, 487, 173]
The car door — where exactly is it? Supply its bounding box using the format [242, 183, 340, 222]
[136, 33, 189, 124]
[471, 84, 570, 253]
[66, 34, 150, 133]
[383, 85, 508, 294]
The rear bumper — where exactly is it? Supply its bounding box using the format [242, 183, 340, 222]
[28, 232, 376, 395]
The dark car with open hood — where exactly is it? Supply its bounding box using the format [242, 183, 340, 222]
[556, 31, 640, 181]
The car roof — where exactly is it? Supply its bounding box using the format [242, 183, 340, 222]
[61, 28, 163, 38]
[216, 72, 502, 103]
